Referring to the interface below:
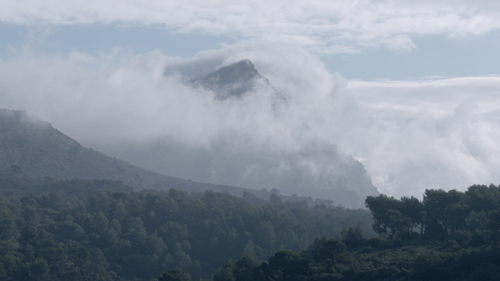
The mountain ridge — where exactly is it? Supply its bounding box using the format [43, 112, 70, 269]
[0, 108, 255, 196]
[0, 108, 368, 207]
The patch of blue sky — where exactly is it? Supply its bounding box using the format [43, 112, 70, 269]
[0, 24, 28, 56]
[1, 23, 499, 80]
[323, 31, 500, 80]
[0, 23, 237, 59]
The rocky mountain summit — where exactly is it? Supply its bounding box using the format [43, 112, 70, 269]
[189, 59, 286, 103]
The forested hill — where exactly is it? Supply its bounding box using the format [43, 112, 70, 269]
[0, 171, 374, 280]
[199, 185, 500, 281]
[3, 170, 499, 281]
[0, 109, 254, 196]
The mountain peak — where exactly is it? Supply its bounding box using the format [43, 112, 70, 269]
[0, 109, 52, 133]
[190, 59, 267, 99]
[212, 59, 260, 82]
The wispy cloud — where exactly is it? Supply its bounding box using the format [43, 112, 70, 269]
[1, 44, 500, 198]
[2, 0, 500, 53]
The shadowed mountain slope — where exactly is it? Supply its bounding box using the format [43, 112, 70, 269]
[0, 109, 253, 195]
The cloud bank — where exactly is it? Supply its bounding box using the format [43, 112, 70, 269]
[346, 77, 500, 197]
[1, 44, 500, 198]
[2, 0, 500, 53]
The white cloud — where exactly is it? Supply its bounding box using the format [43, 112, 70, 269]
[2, 0, 500, 53]
[345, 77, 500, 197]
[1, 44, 500, 199]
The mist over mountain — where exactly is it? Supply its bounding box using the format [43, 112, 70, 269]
[3, 43, 497, 203]
[0, 108, 256, 196]
[190, 59, 263, 99]
[0, 44, 417, 204]
[189, 59, 286, 104]
[93, 58, 378, 207]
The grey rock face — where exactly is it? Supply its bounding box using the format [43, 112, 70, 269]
[189, 59, 285, 103]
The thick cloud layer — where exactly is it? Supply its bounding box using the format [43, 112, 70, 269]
[346, 78, 500, 197]
[2, 0, 500, 53]
[1, 44, 499, 198]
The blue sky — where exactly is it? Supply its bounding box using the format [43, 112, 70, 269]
[2, 0, 500, 197]
[324, 32, 500, 80]
[2, 0, 500, 80]
[0, 24, 235, 60]
[1, 22, 499, 80]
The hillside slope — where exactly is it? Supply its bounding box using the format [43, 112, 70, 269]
[0, 108, 251, 195]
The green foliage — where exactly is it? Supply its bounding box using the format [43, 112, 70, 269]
[192, 185, 498, 281]
[207, 237, 500, 281]
[0, 166, 134, 197]
[341, 226, 365, 249]
[314, 240, 351, 268]
[0, 172, 375, 280]
[9, 167, 500, 281]
[159, 268, 192, 281]
[365, 185, 500, 246]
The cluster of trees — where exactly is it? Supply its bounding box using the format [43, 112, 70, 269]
[158, 238, 356, 281]
[0, 169, 374, 280]
[184, 235, 500, 281]
[208, 239, 352, 281]
[365, 185, 500, 246]
[0, 165, 134, 197]
[197, 186, 500, 281]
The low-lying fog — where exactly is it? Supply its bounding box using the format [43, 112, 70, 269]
[1, 43, 500, 198]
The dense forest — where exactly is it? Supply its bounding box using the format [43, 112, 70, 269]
[0, 166, 373, 280]
[1, 164, 499, 280]
[199, 184, 500, 281]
